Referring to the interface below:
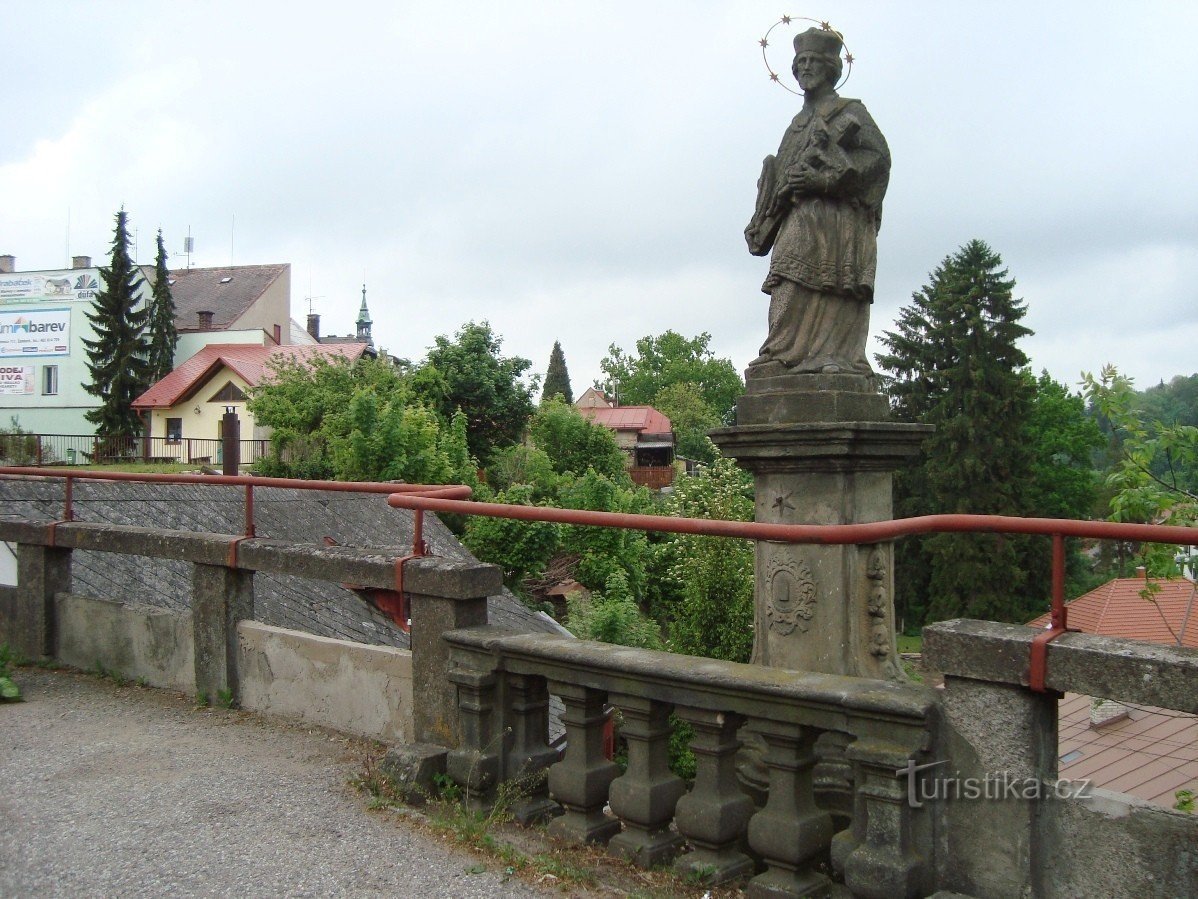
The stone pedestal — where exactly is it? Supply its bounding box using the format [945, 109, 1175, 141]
[711, 372, 929, 680]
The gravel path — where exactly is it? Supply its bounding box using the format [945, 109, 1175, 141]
[0, 669, 557, 898]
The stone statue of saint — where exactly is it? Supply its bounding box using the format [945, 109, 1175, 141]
[745, 27, 890, 377]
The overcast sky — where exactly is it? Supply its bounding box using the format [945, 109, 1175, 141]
[3, 1, 1196, 395]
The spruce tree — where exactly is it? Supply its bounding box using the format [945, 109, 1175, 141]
[146, 229, 178, 383]
[541, 340, 574, 404]
[83, 208, 150, 438]
[878, 239, 1036, 624]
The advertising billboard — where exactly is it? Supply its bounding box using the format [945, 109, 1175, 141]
[0, 308, 71, 358]
[0, 365, 34, 395]
[0, 271, 99, 304]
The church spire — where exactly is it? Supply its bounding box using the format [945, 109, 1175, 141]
[356, 283, 373, 345]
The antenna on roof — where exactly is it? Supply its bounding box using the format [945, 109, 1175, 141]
[230, 214, 235, 267]
[183, 228, 194, 270]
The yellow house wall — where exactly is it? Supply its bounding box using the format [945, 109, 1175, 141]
[147, 366, 257, 458]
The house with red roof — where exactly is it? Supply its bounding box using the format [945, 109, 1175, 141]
[132, 342, 367, 463]
[575, 394, 676, 489]
[1028, 572, 1198, 807]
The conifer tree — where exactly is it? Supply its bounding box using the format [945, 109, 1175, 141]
[146, 230, 178, 383]
[878, 239, 1036, 624]
[541, 340, 574, 404]
[83, 208, 150, 438]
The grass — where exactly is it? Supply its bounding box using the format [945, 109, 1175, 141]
[896, 634, 923, 654]
[351, 750, 746, 897]
[42, 462, 209, 474]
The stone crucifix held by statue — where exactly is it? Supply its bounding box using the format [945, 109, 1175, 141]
[745, 26, 890, 378]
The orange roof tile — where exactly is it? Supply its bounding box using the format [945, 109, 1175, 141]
[1057, 692, 1198, 806]
[133, 342, 366, 409]
[1028, 575, 1198, 649]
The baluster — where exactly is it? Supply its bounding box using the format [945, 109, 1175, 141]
[446, 668, 500, 811]
[673, 707, 755, 885]
[842, 738, 928, 899]
[745, 721, 833, 898]
[503, 672, 559, 825]
[607, 694, 686, 867]
[547, 682, 620, 844]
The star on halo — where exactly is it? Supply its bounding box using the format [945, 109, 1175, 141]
[759, 37, 769, 48]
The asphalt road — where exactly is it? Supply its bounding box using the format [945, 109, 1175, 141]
[0, 668, 557, 898]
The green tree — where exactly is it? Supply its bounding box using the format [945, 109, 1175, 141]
[541, 340, 574, 404]
[146, 230, 178, 384]
[462, 484, 561, 594]
[529, 397, 627, 481]
[650, 381, 721, 464]
[566, 570, 664, 650]
[878, 240, 1038, 625]
[657, 448, 755, 662]
[598, 331, 742, 424]
[249, 353, 477, 485]
[411, 321, 536, 465]
[83, 208, 150, 438]
[1023, 371, 1105, 597]
[1083, 364, 1198, 576]
[558, 470, 652, 599]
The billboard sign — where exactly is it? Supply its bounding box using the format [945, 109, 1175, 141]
[0, 308, 70, 358]
[0, 365, 34, 395]
[0, 271, 100, 303]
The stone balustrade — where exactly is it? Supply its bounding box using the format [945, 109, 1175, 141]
[443, 627, 939, 897]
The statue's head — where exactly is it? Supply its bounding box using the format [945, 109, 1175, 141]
[791, 26, 843, 92]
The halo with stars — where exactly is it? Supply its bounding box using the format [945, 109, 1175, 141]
[758, 15, 854, 95]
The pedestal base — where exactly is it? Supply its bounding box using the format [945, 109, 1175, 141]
[711, 375, 929, 679]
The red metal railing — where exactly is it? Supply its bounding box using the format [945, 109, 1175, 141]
[385, 492, 1198, 692]
[3, 466, 1195, 690]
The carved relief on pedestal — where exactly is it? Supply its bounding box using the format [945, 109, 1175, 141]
[865, 546, 890, 656]
[765, 555, 816, 635]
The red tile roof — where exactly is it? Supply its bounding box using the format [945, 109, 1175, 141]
[579, 405, 672, 435]
[133, 342, 367, 409]
[1057, 692, 1198, 806]
[1028, 575, 1198, 649]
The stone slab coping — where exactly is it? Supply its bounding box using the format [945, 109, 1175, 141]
[445, 627, 938, 736]
[923, 618, 1198, 713]
[0, 518, 501, 598]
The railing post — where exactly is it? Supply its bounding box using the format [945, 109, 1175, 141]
[445, 666, 501, 810]
[405, 556, 501, 747]
[672, 707, 755, 885]
[607, 694, 686, 867]
[745, 721, 833, 899]
[547, 683, 621, 845]
[501, 672, 559, 825]
[841, 737, 931, 899]
[11, 544, 72, 659]
[191, 562, 254, 703]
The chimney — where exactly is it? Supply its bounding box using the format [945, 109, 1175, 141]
[307, 313, 321, 341]
[198, 311, 214, 331]
[72, 255, 92, 269]
[0, 255, 14, 274]
[1089, 697, 1129, 727]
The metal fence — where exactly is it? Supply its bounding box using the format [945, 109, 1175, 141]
[0, 434, 270, 467]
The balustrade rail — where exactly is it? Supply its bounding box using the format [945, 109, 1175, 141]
[445, 627, 937, 895]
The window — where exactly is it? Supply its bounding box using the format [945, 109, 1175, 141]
[208, 381, 246, 403]
[42, 365, 58, 395]
[165, 417, 183, 443]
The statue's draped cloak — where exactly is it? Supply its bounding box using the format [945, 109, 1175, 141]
[746, 94, 890, 374]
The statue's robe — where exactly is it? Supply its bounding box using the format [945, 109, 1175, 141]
[745, 94, 890, 374]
